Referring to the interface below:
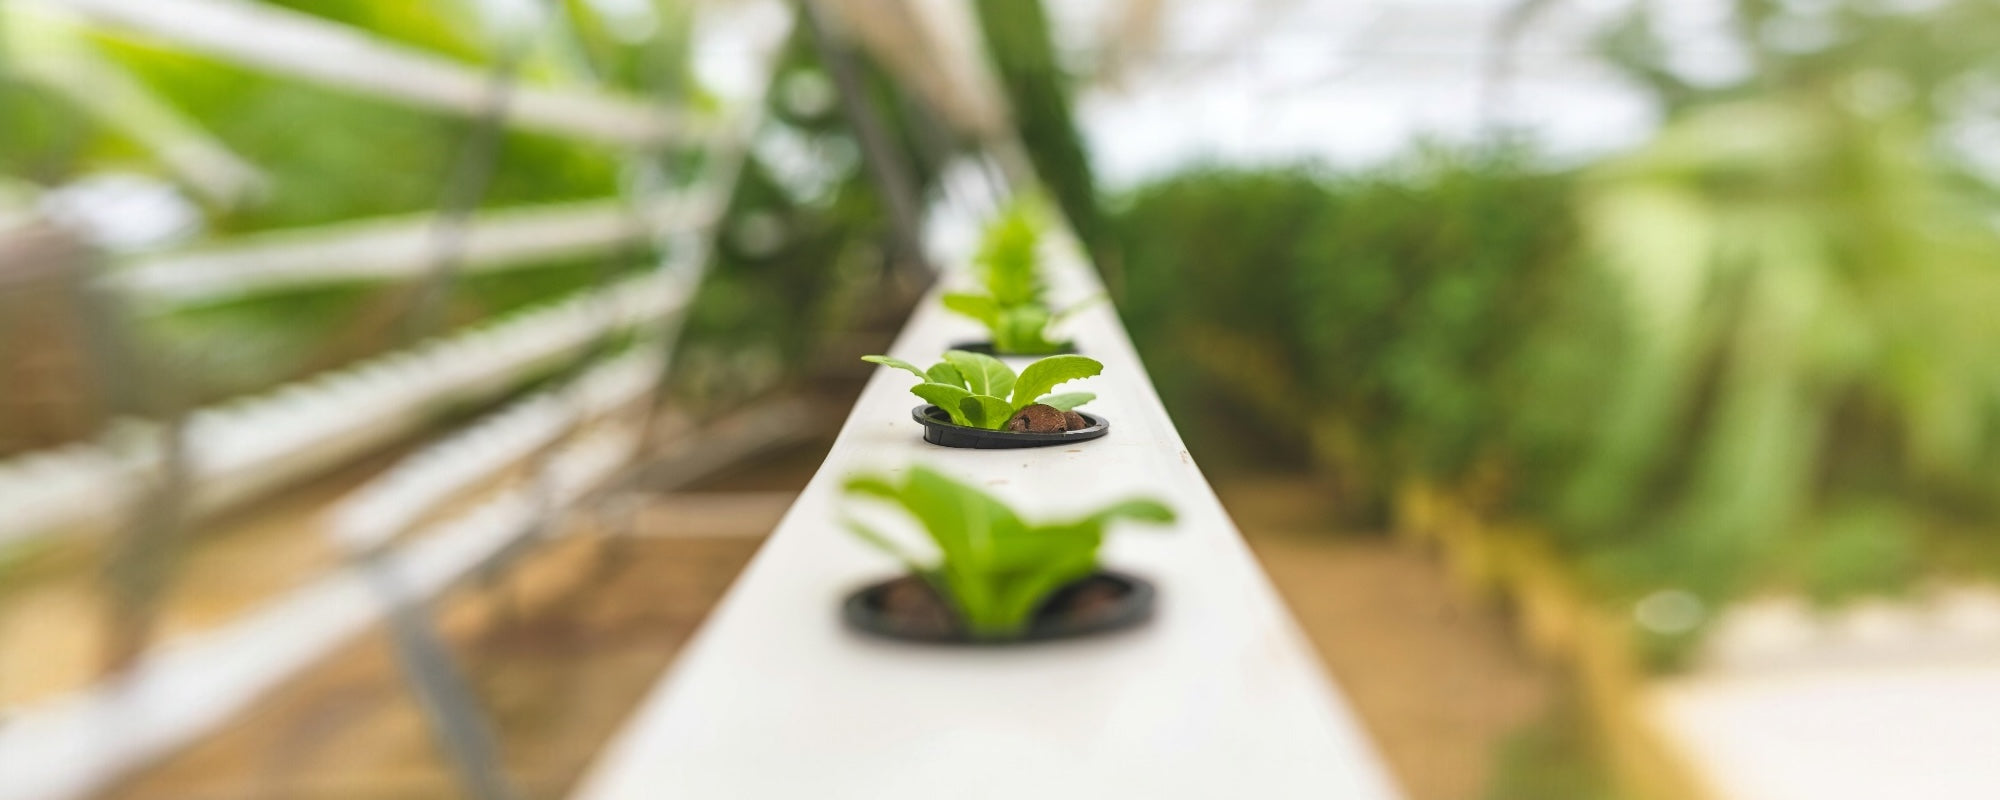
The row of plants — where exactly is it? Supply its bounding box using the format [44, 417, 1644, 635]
[846, 207, 1174, 643]
[1107, 0, 2000, 667]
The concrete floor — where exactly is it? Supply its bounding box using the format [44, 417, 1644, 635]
[1224, 479, 1553, 800]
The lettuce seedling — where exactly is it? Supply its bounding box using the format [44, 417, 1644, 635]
[863, 350, 1101, 430]
[942, 202, 1078, 355]
[844, 465, 1175, 636]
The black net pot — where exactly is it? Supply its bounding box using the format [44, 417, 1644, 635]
[912, 405, 1109, 449]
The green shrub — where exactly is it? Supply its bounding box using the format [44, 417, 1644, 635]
[1110, 151, 1584, 515]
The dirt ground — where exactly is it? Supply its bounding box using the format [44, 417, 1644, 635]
[99, 532, 761, 800]
[1221, 480, 1554, 800]
[72, 451, 1550, 800]
[0, 448, 410, 707]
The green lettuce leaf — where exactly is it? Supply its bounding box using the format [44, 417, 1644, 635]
[1010, 355, 1101, 407]
[944, 349, 1016, 399]
[1037, 392, 1095, 412]
[861, 355, 930, 380]
[912, 382, 974, 426]
[959, 394, 1016, 430]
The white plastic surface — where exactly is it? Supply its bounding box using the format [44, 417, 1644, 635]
[569, 235, 1404, 800]
[1651, 587, 2000, 800]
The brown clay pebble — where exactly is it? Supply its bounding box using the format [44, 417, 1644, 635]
[879, 576, 957, 636]
[1062, 410, 1088, 431]
[1060, 581, 1124, 624]
[1005, 403, 1067, 433]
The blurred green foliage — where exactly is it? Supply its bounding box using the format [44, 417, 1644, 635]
[0, 0, 646, 403]
[1112, 150, 1585, 519]
[1113, 0, 2000, 665]
[1, 0, 936, 412]
[668, 30, 953, 415]
[1483, 694, 1625, 800]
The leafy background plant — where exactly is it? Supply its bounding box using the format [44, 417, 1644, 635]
[1106, 0, 2000, 666]
[843, 465, 1174, 636]
[864, 351, 1100, 430]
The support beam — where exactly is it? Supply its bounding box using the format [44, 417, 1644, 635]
[112, 193, 721, 305]
[0, 268, 697, 550]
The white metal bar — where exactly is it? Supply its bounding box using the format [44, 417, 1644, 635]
[6, 4, 264, 206]
[0, 268, 696, 550]
[568, 222, 1405, 800]
[0, 424, 640, 800]
[29, 0, 714, 147]
[111, 193, 721, 304]
[328, 350, 660, 553]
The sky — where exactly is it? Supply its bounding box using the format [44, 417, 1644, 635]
[1047, 0, 1706, 187]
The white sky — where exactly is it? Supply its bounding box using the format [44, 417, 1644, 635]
[1047, 0, 1729, 187]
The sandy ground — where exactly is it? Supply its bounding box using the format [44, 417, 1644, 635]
[98, 533, 761, 800]
[0, 449, 409, 707]
[1222, 480, 1553, 800]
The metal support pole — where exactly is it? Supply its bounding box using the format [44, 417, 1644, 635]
[361, 559, 522, 800]
[797, 0, 933, 286]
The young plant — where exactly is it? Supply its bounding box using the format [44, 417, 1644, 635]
[942, 202, 1073, 354]
[863, 350, 1100, 431]
[844, 465, 1175, 636]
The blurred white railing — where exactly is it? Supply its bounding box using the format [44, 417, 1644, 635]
[0, 267, 695, 551]
[0, 0, 777, 551]
[112, 192, 724, 305]
[0, 2, 789, 797]
[26, 0, 717, 147]
[0, 421, 644, 800]
[326, 349, 660, 553]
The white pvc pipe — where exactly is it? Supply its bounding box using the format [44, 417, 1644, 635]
[112, 193, 721, 305]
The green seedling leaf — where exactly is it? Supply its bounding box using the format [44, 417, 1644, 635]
[994, 305, 1060, 355]
[944, 350, 1016, 399]
[899, 468, 1026, 629]
[843, 517, 929, 574]
[872, 350, 1102, 430]
[1031, 499, 1178, 549]
[912, 382, 974, 426]
[942, 292, 1002, 327]
[861, 355, 929, 380]
[959, 394, 1015, 430]
[975, 202, 1046, 308]
[842, 466, 1175, 636]
[941, 202, 1063, 354]
[1050, 294, 1105, 324]
[843, 473, 900, 500]
[926, 361, 965, 387]
[989, 546, 1099, 632]
[1037, 392, 1095, 412]
[1011, 355, 1102, 408]
[1078, 499, 1178, 527]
